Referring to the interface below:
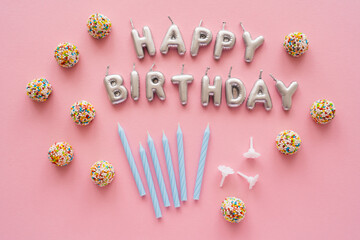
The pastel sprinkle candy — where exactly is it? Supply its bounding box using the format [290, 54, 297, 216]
[48, 142, 74, 167]
[87, 13, 112, 39]
[276, 130, 301, 155]
[220, 197, 246, 223]
[283, 32, 309, 57]
[90, 160, 115, 187]
[70, 100, 96, 126]
[54, 42, 79, 68]
[26, 78, 52, 102]
[310, 99, 336, 124]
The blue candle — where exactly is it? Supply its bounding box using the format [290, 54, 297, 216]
[177, 124, 187, 201]
[193, 124, 210, 200]
[139, 143, 162, 218]
[147, 132, 171, 207]
[162, 132, 180, 208]
[117, 123, 146, 197]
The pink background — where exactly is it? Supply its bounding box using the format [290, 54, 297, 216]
[1, 0, 360, 239]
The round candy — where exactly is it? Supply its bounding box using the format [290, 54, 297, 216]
[54, 42, 79, 68]
[283, 32, 309, 57]
[26, 78, 52, 102]
[220, 197, 246, 223]
[276, 130, 301, 155]
[90, 160, 115, 187]
[310, 99, 336, 124]
[48, 142, 74, 166]
[70, 100, 96, 126]
[87, 13, 112, 39]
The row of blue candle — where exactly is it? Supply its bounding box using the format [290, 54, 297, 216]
[117, 123, 210, 218]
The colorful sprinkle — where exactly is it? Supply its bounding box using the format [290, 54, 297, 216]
[54, 42, 79, 68]
[26, 78, 52, 102]
[70, 100, 96, 126]
[87, 13, 112, 39]
[220, 197, 246, 223]
[283, 32, 309, 57]
[48, 142, 74, 167]
[90, 160, 115, 187]
[276, 130, 301, 155]
[310, 99, 336, 124]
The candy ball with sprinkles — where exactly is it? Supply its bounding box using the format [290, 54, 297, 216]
[87, 13, 112, 39]
[90, 160, 115, 187]
[310, 99, 336, 124]
[283, 32, 309, 57]
[276, 130, 301, 155]
[54, 42, 79, 68]
[48, 142, 74, 167]
[70, 100, 96, 126]
[26, 78, 52, 102]
[220, 197, 246, 223]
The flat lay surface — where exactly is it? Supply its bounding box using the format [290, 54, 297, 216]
[1, 0, 359, 239]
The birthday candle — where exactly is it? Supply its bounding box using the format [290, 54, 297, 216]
[139, 143, 162, 218]
[147, 132, 171, 207]
[117, 123, 146, 197]
[193, 124, 210, 200]
[162, 132, 180, 208]
[177, 124, 187, 201]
